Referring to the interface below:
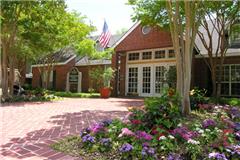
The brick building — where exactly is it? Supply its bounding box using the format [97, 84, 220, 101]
[111, 22, 240, 97]
[31, 34, 121, 92]
[32, 22, 240, 97]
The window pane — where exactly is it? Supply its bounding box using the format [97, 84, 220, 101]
[142, 52, 152, 60]
[128, 67, 138, 93]
[155, 66, 165, 93]
[128, 53, 139, 61]
[231, 65, 240, 82]
[142, 67, 151, 93]
[155, 50, 165, 59]
[169, 50, 175, 58]
[231, 83, 240, 96]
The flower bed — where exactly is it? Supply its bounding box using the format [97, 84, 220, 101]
[52, 90, 240, 160]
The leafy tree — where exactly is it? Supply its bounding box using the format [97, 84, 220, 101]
[0, 0, 94, 100]
[128, 0, 204, 115]
[196, 1, 240, 97]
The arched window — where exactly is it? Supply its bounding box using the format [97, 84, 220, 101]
[69, 68, 79, 83]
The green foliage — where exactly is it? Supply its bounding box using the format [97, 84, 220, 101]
[131, 89, 181, 129]
[52, 101, 240, 159]
[190, 87, 208, 110]
[53, 91, 100, 98]
[4, 88, 59, 103]
[208, 97, 240, 107]
[166, 66, 176, 89]
[1, 0, 95, 68]
[90, 67, 114, 88]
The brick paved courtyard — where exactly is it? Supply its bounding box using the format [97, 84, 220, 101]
[0, 98, 144, 160]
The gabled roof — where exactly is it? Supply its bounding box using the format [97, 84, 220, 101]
[32, 47, 77, 67]
[112, 21, 141, 48]
[75, 56, 111, 66]
[90, 34, 124, 51]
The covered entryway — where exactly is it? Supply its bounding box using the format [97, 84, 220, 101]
[66, 67, 82, 92]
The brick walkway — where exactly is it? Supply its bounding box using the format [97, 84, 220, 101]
[0, 98, 144, 160]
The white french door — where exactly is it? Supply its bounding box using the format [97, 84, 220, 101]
[126, 64, 174, 97]
[140, 66, 152, 96]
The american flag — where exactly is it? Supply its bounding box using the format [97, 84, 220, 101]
[99, 20, 111, 48]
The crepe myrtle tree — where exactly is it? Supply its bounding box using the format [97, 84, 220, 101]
[196, 1, 240, 97]
[128, 0, 204, 115]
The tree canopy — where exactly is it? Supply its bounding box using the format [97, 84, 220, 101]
[0, 0, 96, 100]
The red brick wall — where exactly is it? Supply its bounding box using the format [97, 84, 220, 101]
[32, 60, 110, 92]
[32, 58, 75, 91]
[193, 55, 240, 95]
[112, 24, 173, 96]
[115, 25, 173, 52]
[76, 65, 109, 93]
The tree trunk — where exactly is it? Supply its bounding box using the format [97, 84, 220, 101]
[1, 43, 9, 101]
[18, 57, 27, 85]
[216, 64, 223, 98]
[8, 57, 15, 96]
[211, 70, 217, 97]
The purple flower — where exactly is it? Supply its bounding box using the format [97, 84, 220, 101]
[101, 119, 112, 126]
[230, 107, 240, 119]
[141, 146, 155, 157]
[235, 131, 240, 140]
[234, 122, 240, 131]
[80, 127, 91, 137]
[90, 123, 104, 133]
[119, 143, 133, 152]
[167, 153, 183, 160]
[202, 119, 216, 128]
[136, 131, 152, 141]
[82, 134, 95, 143]
[208, 152, 227, 160]
[147, 147, 155, 155]
[142, 142, 150, 147]
[100, 138, 111, 146]
[172, 126, 198, 140]
[227, 145, 240, 156]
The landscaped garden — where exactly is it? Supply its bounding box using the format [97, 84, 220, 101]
[51, 88, 240, 160]
[3, 87, 100, 103]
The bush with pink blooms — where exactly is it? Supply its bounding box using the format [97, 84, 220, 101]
[52, 89, 240, 159]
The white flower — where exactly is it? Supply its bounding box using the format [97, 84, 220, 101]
[168, 135, 175, 139]
[177, 123, 182, 127]
[205, 129, 211, 132]
[187, 139, 200, 145]
[159, 136, 166, 140]
[197, 129, 204, 134]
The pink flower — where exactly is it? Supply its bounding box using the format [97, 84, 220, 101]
[118, 128, 135, 137]
[136, 131, 152, 141]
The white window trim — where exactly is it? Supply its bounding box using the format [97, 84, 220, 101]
[126, 47, 175, 63]
[217, 64, 240, 96]
[125, 62, 176, 97]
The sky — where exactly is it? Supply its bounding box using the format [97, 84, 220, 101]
[65, 0, 135, 35]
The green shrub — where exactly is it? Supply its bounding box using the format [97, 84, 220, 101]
[53, 91, 100, 98]
[190, 87, 208, 110]
[131, 88, 181, 129]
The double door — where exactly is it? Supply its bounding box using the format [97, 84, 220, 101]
[127, 64, 170, 97]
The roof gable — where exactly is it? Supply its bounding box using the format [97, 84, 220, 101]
[114, 22, 173, 52]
